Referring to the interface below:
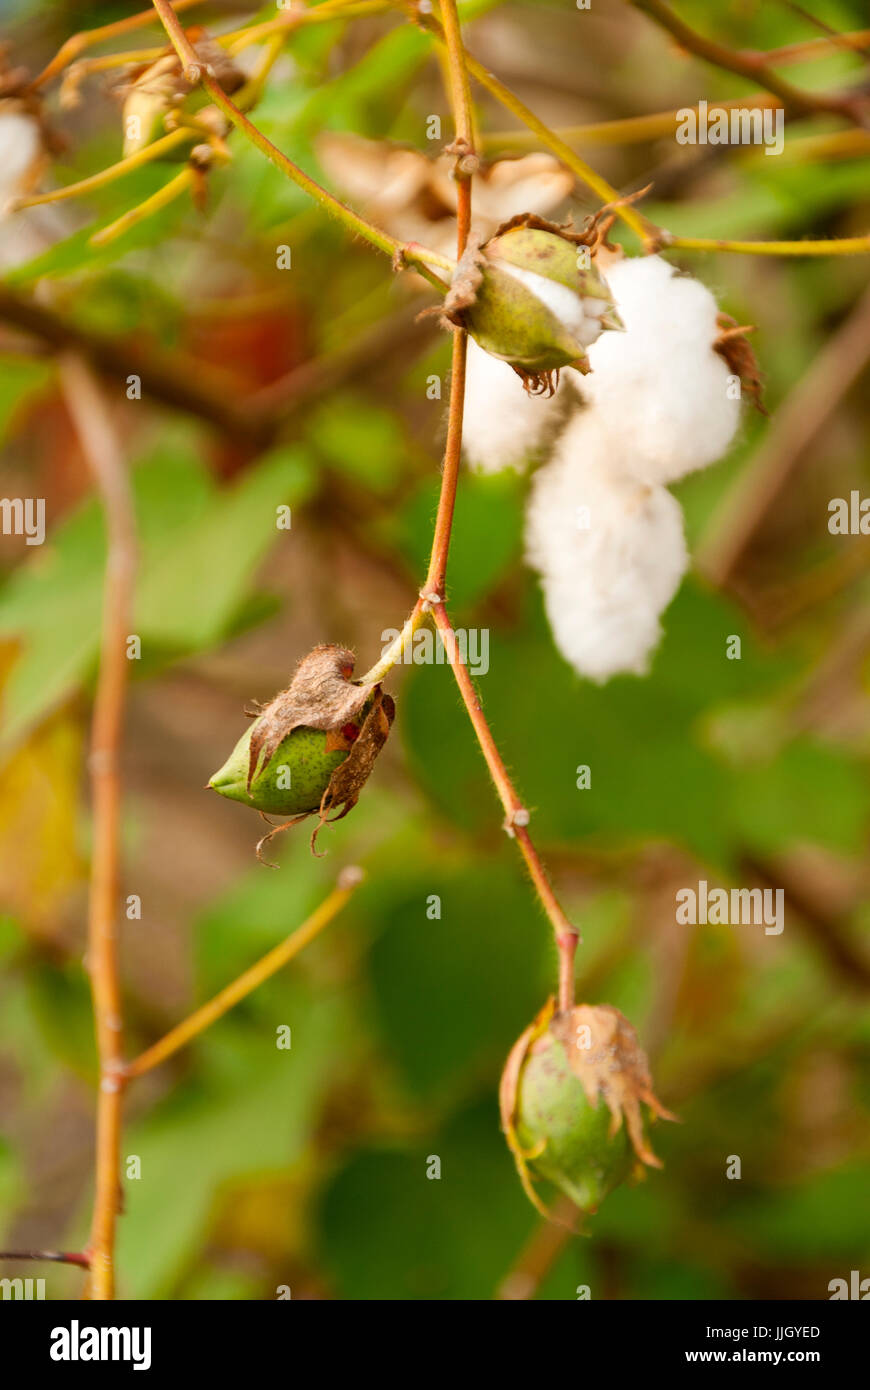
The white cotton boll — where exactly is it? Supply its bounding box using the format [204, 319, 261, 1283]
[0, 107, 41, 212]
[525, 410, 688, 680]
[497, 262, 607, 350]
[462, 336, 569, 474]
[578, 255, 740, 485]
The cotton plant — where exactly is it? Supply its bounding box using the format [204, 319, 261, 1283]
[462, 235, 753, 680]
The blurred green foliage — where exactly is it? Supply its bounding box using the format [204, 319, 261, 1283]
[0, 0, 868, 1301]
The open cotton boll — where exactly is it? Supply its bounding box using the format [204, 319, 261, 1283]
[462, 336, 569, 473]
[525, 410, 688, 680]
[578, 255, 740, 485]
[0, 105, 42, 212]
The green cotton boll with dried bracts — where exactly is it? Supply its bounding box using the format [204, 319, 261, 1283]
[208, 644, 395, 861]
[443, 215, 623, 393]
[513, 1024, 633, 1212]
[500, 999, 676, 1221]
[209, 721, 355, 817]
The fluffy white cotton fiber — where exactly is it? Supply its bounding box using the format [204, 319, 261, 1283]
[577, 254, 740, 485]
[525, 410, 688, 680]
[463, 250, 746, 679]
[462, 336, 569, 474]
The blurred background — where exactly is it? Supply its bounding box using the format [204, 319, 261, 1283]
[0, 0, 869, 1300]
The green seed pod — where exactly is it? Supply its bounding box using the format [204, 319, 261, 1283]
[514, 1026, 632, 1211]
[451, 219, 622, 386]
[209, 721, 352, 817]
[500, 999, 675, 1220]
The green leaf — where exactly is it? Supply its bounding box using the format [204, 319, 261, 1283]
[366, 858, 549, 1100]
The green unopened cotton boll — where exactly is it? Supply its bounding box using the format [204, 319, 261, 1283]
[501, 1000, 674, 1219]
[209, 721, 350, 816]
[460, 224, 622, 380]
[515, 1030, 632, 1211]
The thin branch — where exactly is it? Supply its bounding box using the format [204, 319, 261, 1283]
[59, 357, 137, 1302]
[495, 1199, 576, 1299]
[89, 167, 194, 248]
[150, 0, 203, 82]
[662, 232, 870, 256]
[439, 0, 476, 254]
[144, 0, 450, 288]
[199, 71, 452, 289]
[630, 0, 868, 124]
[29, 0, 205, 89]
[0, 1250, 91, 1268]
[412, 6, 652, 246]
[14, 130, 194, 210]
[431, 605, 579, 1011]
[482, 95, 782, 152]
[125, 869, 364, 1080]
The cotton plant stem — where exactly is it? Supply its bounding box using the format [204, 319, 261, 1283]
[151, 0, 202, 81]
[358, 599, 427, 685]
[125, 871, 363, 1080]
[0, 1251, 91, 1273]
[195, 73, 451, 290]
[430, 605, 579, 1011]
[225, 0, 390, 54]
[411, 7, 651, 246]
[438, 0, 476, 254]
[59, 357, 137, 1302]
[29, 0, 205, 89]
[481, 95, 783, 152]
[89, 167, 194, 248]
[662, 232, 870, 256]
[14, 130, 194, 209]
[0, 1250, 91, 1268]
[629, 0, 867, 123]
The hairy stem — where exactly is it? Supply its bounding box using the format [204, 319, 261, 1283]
[125, 870, 364, 1079]
[663, 233, 870, 256]
[431, 606, 579, 1010]
[29, 0, 205, 89]
[630, 0, 867, 123]
[60, 357, 137, 1301]
[412, 6, 651, 245]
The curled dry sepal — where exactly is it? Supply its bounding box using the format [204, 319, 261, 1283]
[208, 644, 395, 863]
[112, 32, 244, 159]
[500, 998, 676, 1224]
[438, 214, 623, 396]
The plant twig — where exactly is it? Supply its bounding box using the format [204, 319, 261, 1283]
[495, 1198, 576, 1299]
[29, 0, 205, 89]
[89, 167, 194, 248]
[431, 605, 579, 1011]
[199, 71, 452, 289]
[412, 5, 652, 246]
[13, 130, 194, 209]
[662, 232, 870, 256]
[630, 0, 868, 124]
[439, 0, 476, 254]
[151, 0, 203, 82]
[0, 1250, 91, 1268]
[60, 356, 137, 1302]
[125, 869, 364, 1079]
